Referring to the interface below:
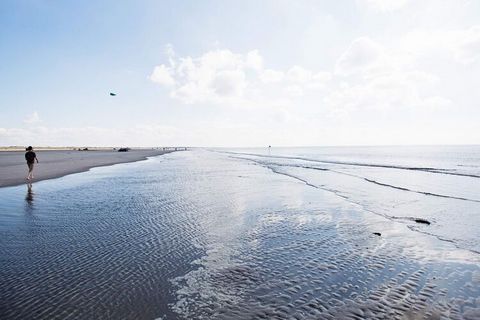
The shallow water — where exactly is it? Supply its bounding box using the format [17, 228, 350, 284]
[0, 149, 479, 319]
[220, 145, 480, 254]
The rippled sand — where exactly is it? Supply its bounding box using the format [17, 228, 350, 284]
[0, 150, 479, 319]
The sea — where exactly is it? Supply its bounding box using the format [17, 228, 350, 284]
[0, 146, 479, 319]
[219, 145, 480, 254]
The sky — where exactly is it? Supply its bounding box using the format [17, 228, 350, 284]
[1, 0, 479, 147]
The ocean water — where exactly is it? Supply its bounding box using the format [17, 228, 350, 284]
[220, 145, 480, 254]
[0, 148, 479, 319]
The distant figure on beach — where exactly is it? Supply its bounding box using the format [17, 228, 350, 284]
[25, 146, 38, 181]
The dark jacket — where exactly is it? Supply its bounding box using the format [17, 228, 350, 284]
[25, 151, 36, 164]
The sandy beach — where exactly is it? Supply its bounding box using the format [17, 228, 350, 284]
[0, 149, 177, 188]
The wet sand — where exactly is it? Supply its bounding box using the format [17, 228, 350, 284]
[0, 149, 176, 187]
[0, 150, 479, 319]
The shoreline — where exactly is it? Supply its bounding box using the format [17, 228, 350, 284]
[0, 149, 478, 319]
[0, 149, 179, 188]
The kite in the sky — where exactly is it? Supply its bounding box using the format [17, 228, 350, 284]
[110, 93, 116, 96]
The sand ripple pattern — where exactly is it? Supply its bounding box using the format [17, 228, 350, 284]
[169, 152, 480, 319]
[0, 150, 479, 319]
[0, 154, 205, 319]
[172, 209, 480, 319]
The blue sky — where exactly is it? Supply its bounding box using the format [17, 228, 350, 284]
[1, 0, 479, 147]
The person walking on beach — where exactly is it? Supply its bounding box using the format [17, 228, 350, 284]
[25, 146, 38, 181]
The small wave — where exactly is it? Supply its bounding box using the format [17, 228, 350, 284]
[219, 151, 480, 179]
[226, 153, 480, 255]
[362, 178, 480, 203]
[267, 167, 322, 190]
[301, 166, 480, 203]
[230, 154, 480, 203]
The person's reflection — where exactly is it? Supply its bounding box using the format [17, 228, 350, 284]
[26, 183, 34, 207]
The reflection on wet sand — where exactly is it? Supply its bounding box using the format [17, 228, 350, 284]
[0, 151, 479, 319]
[25, 183, 34, 208]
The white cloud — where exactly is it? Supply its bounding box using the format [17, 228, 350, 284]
[150, 47, 330, 106]
[272, 108, 292, 123]
[150, 65, 176, 86]
[456, 26, 480, 64]
[286, 65, 313, 83]
[200, 49, 243, 70]
[24, 111, 41, 124]
[326, 36, 451, 114]
[335, 37, 387, 76]
[286, 85, 304, 97]
[210, 69, 246, 97]
[326, 81, 386, 111]
[417, 96, 452, 110]
[313, 71, 332, 82]
[324, 70, 446, 114]
[260, 69, 284, 83]
[149, 39, 452, 132]
[171, 83, 209, 104]
[245, 50, 263, 70]
[401, 25, 480, 65]
[358, 0, 409, 12]
[163, 49, 247, 104]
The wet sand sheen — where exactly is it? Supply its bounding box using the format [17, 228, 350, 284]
[0, 150, 479, 319]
